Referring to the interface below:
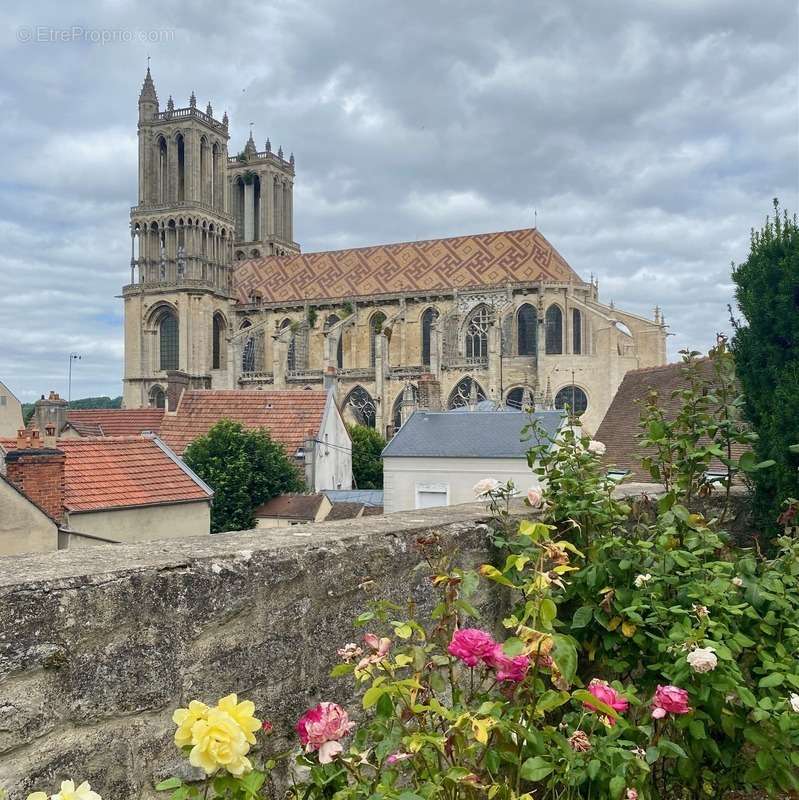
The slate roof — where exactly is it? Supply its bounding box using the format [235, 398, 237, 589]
[233, 228, 583, 305]
[323, 489, 384, 507]
[66, 408, 164, 437]
[595, 359, 750, 481]
[254, 493, 327, 520]
[0, 436, 211, 512]
[158, 390, 330, 456]
[382, 410, 565, 459]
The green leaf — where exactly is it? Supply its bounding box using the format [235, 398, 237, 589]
[362, 685, 387, 708]
[571, 606, 594, 629]
[539, 598, 557, 627]
[155, 778, 183, 791]
[572, 689, 619, 720]
[759, 672, 784, 688]
[609, 775, 626, 799]
[551, 635, 578, 686]
[587, 759, 601, 779]
[330, 663, 355, 677]
[501, 637, 526, 656]
[520, 756, 554, 782]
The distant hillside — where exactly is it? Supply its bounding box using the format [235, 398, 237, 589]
[22, 396, 122, 424]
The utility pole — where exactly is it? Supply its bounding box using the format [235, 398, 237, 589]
[68, 353, 81, 403]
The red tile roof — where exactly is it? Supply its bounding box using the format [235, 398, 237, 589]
[158, 390, 329, 456]
[233, 228, 584, 305]
[0, 436, 210, 512]
[596, 360, 749, 482]
[66, 408, 164, 436]
[254, 493, 328, 520]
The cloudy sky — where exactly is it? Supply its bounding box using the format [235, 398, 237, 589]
[0, 1, 796, 402]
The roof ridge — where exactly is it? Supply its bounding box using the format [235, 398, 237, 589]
[241, 226, 543, 262]
[624, 358, 710, 376]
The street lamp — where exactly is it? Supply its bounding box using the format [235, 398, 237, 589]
[68, 353, 81, 403]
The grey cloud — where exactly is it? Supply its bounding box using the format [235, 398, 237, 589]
[0, 0, 796, 401]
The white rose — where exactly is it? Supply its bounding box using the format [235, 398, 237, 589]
[789, 692, 799, 713]
[634, 573, 653, 588]
[473, 478, 500, 498]
[587, 440, 606, 456]
[686, 646, 718, 673]
[732, 577, 743, 587]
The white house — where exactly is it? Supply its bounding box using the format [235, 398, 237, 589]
[0, 380, 23, 438]
[382, 409, 565, 514]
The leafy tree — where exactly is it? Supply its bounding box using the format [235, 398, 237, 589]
[347, 424, 385, 489]
[184, 418, 304, 533]
[731, 199, 799, 534]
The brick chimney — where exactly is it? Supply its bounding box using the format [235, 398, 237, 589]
[5, 428, 65, 522]
[418, 372, 442, 412]
[31, 390, 69, 437]
[166, 370, 189, 412]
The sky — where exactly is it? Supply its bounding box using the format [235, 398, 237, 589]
[0, 1, 796, 402]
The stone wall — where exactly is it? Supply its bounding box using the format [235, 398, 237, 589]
[0, 504, 506, 800]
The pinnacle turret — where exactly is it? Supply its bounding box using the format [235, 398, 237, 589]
[244, 129, 257, 157]
[277, 145, 283, 160]
[166, 95, 174, 113]
[189, 90, 197, 108]
[265, 138, 271, 152]
[206, 101, 213, 116]
[222, 111, 229, 127]
[138, 66, 158, 106]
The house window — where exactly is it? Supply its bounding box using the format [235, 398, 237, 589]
[517, 304, 537, 355]
[415, 483, 449, 509]
[159, 310, 179, 371]
[0, 396, 6, 406]
[554, 385, 588, 416]
[545, 305, 562, 354]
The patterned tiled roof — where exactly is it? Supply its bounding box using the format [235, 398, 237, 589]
[233, 228, 583, 305]
[158, 390, 329, 456]
[596, 360, 749, 481]
[66, 408, 164, 436]
[0, 436, 210, 512]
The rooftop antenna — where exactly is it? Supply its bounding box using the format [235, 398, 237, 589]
[147, 55, 151, 69]
[533, 208, 538, 229]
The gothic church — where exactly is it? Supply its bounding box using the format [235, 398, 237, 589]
[123, 69, 668, 434]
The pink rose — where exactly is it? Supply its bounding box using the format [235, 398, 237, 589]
[626, 790, 638, 800]
[582, 679, 629, 725]
[526, 487, 543, 508]
[356, 633, 391, 670]
[385, 752, 413, 765]
[261, 720, 273, 735]
[486, 643, 530, 682]
[296, 702, 355, 763]
[651, 685, 691, 719]
[448, 628, 496, 667]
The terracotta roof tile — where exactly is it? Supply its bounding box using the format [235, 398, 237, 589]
[233, 228, 583, 305]
[1, 436, 209, 512]
[596, 360, 750, 482]
[158, 390, 328, 456]
[254, 493, 327, 520]
[66, 408, 164, 436]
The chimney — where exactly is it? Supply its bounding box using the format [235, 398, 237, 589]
[5, 428, 65, 522]
[31, 391, 69, 437]
[418, 372, 442, 412]
[323, 366, 338, 397]
[166, 370, 189, 412]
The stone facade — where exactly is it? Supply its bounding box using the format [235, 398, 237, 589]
[0, 504, 506, 799]
[122, 70, 668, 433]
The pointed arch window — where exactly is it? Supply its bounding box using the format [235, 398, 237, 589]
[157, 137, 168, 203]
[572, 308, 582, 354]
[176, 133, 185, 201]
[545, 305, 563, 355]
[505, 387, 525, 410]
[325, 314, 343, 369]
[159, 309, 179, 371]
[447, 376, 487, 409]
[345, 386, 376, 428]
[517, 304, 537, 356]
[421, 307, 439, 366]
[280, 318, 297, 373]
[464, 306, 490, 361]
[149, 385, 166, 409]
[212, 314, 225, 370]
[240, 320, 255, 373]
[370, 312, 386, 368]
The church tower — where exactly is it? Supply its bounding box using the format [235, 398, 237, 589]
[122, 68, 236, 408]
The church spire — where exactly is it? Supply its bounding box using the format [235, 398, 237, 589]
[244, 128, 257, 158]
[138, 65, 158, 106]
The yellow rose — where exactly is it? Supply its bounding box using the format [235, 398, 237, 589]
[173, 700, 209, 748]
[51, 781, 102, 800]
[189, 708, 252, 776]
[216, 693, 261, 745]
